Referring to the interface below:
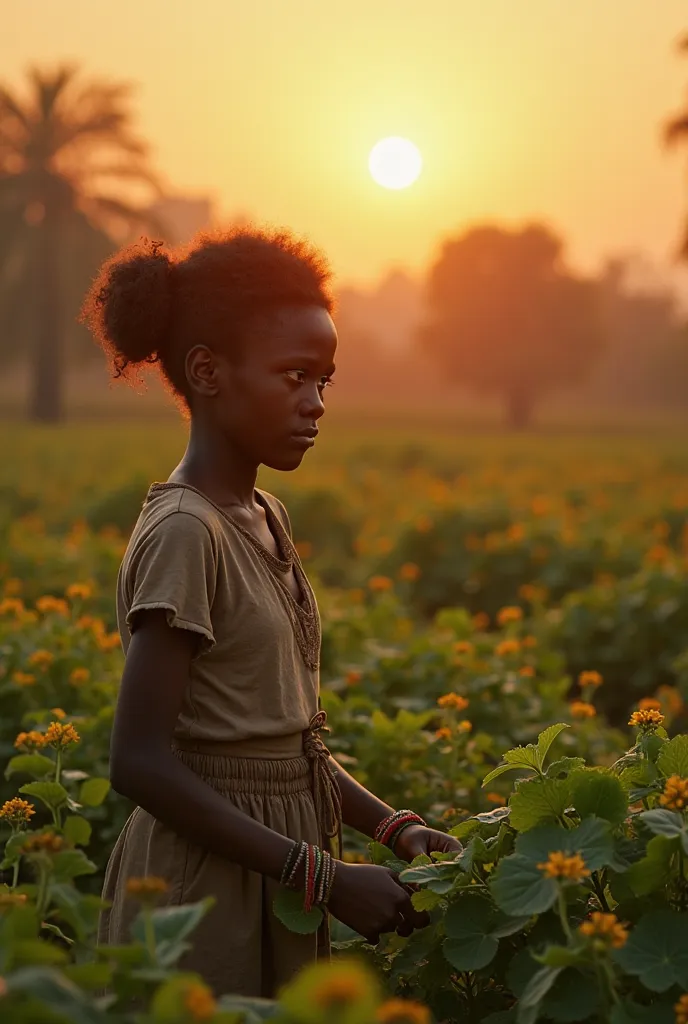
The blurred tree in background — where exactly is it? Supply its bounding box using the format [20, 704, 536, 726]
[666, 33, 688, 260]
[0, 64, 160, 422]
[418, 224, 605, 429]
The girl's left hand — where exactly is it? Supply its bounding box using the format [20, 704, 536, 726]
[393, 824, 463, 862]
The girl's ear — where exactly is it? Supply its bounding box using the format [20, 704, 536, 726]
[185, 345, 221, 398]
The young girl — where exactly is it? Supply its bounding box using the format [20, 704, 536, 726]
[80, 228, 461, 1000]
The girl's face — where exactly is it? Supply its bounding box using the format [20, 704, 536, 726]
[204, 305, 338, 472]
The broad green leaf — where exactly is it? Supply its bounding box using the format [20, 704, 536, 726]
[79, 777, 110, 807]
[542, 969, 600, 1022]
[63, 815, 92, 847]
[517, 965, 562, 1024]
[51, 849, 97, 881]
[1, 830, 30, 867]
[399, 861, 460, 894]
[503, 746, 542, 769]
[509, 778, 571, 831]
[491, 854, 558, 916]
[5, 966, 106, 1024]
[657, 735, 688, 779]
[625, 835, 678, 896]
[12, 938, 69, 966]
[411, 889, 444, 912]
[483, 762, 537, 787]
[63, 962, 114, 991]
[546, 757, 585, 779]
[536, 944, 585, 968]
[535, 724, 569, 766]
[473, 806, 512, 826]
[272, 887, 323, 935]
[515, 816, 614, 872]
[610, 1000, 675, 1024]
[639, 808, 685, 838]
[449, 818, 481, 841]
[5, 753, 55, 779]
[50, 885, 105, 943]
[490, 912, 533, 938]
[443, 895, 498, 971]
[132, 898, 215, 968]
[613, 910, 688, 991]
[570, 771, 628, 825]
[19, 780, 69, 812]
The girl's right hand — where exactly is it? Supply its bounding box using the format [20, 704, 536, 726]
[327, 861, 430, 945]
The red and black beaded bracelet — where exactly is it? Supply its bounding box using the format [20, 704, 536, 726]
[374, 809, 427, 851]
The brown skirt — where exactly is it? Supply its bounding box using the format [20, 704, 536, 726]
[98, 733, 334, 1000]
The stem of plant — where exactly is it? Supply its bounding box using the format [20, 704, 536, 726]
[55, 749, 62, 785]
[12, 857, 20, 890]
[143, 907, 157, 965]
[591, 872, 610, 913]
[557, 887, 573, 942]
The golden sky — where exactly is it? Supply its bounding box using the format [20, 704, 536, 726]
[4, 0, 688, 287]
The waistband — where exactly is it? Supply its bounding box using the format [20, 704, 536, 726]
[174, 711, 343, 857]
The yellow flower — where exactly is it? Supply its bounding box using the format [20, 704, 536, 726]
[458, 720, 472, 733]
[14, 730, 46, 750]
[0, 798, 36, 827]
[12, 671, 36, 687]
[0, 892, 28, 909]
[578, 912, 628, 949]
[657, 686, 684, 717]
[312, 970, 370, 1008]
[453, 641, 474, 656]
[0, 598, 25, 617]
[377, 998, 431, 1024]
[537, 851, 590, 882]
[496, 639, 521, 657]
[126, 876, 169, 900]
[497, 606, 523, 626]
[35, 596, 69, 617]
[569, 701, 596, 719]
[415, 515, 433, 534]
[629, 708, 664, 730]
[368, 575, 393, 593]
[486, 793, 505, 805]
[522, 635, 538, 649]
[519, 666, 535, 678]
[22, 832, 65, 854]
[3, 578, 22, 596]
[638, 697, 662, 712]
[398, 562, 421, 582]
[346, 670, 362, 686]
[27, 650, 54, 670]
[435, 727, 452, 741]
[50, 708, 66, 719]
[69, 667, 90, 687]
[43, 722, 80, 748]
[472, 612, 490, 631]
[660, 776, 688, 812]
[646, 544, 671, 565]
[507, 523, 525, 543]
[65, 582, 93, 601]
[578, 671, 603, 688]
[97, 632, 121, 652]
[437, 693, 469, 711]
[348, 588, 365, 604]
[676, 994, 688, 1024]
[518, 583, 547, 603]
[183, 982, 217, 1021]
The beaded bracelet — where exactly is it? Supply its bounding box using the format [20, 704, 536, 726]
[374, 809, 427, 851]
[280, 840, 337, 913]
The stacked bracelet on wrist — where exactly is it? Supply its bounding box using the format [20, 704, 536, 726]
[280, 840, 337, 913]
[374, 809, 426, 852]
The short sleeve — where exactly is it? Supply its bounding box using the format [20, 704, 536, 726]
[125, 512, 217, 656]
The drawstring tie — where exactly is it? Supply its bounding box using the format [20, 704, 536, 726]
[302, 710, 343, 860]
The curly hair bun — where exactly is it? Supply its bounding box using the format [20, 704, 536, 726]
[80, 239, 173, 375]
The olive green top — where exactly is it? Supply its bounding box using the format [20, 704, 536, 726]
[116, 481, 321, 745]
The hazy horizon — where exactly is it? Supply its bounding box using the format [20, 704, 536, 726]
[4, 0, 688, 293]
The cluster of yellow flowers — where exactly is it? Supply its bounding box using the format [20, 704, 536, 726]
[453, 641, 474, 656]
[125, 876, 169, 899]
[578, 670, 603, 688]
[43, 721, 80, 748]
[14, 730, 47, 750]
[578, 912, 628, 949]
[495, 639, 521, 658]
[537, 851, 590, 883]
[183, 981, 217, 1021]
[660, 775, 688, 812]
[22, 832, 65, 854]
[376, 998, 430, 1024]
[368, 575, 394, 593]
[398, 562, 421, 582]
[497, 606, 523, 626]
[0, 797, 35, 827]
[676, 994, 688, 1024]
[628, 708, 665, 730]
[437, 692, 469, 711]
[569, 701, 597, 719]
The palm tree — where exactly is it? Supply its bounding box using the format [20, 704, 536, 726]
[666, 34, 688, 260]
[0, 64, 161, 421]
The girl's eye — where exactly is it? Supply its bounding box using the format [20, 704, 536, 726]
[318, 377, 334, 391]
[285, 370, 306, 384]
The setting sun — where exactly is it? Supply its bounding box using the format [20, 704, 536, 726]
[368, 137, 423, 190]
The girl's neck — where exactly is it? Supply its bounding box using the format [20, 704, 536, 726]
[169, 422, 259, 511]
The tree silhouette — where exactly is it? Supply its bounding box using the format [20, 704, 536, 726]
[419, 224, 604, 428]
[665, 33, 688, 260]
[0, 65, 160, 421]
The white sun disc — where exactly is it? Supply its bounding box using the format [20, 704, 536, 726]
[368, 137, 423, 190]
